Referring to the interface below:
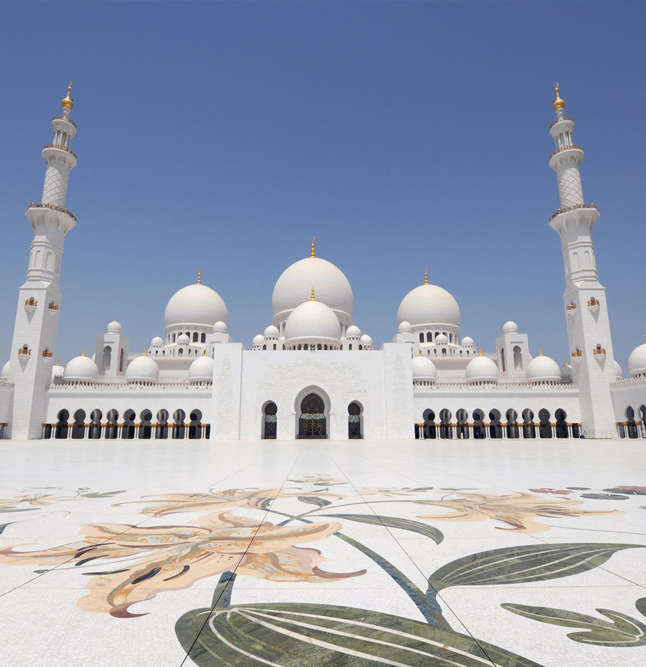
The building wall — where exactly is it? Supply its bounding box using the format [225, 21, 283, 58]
[211, 343, 414, 441]
[610, 378, 646, 422]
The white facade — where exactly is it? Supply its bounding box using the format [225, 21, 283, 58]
[2, 84, 645, 442]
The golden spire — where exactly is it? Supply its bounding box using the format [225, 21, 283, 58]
[311, 287, 316, 301]
[143, 347, 147, 357]
[479, 348, 483, 356]
[553, 82, 565, 111]
[56, 359, 60, 366]
[81, 348, 85, 357]
[417, 348, 423, 356]
[62, 82, 74, 110]
[197, 270, 201, 285]
[539, 347, 543, 356]
[203, 348, 208, 356]
[564, 358, 569, 366]
[311, 237, 316, 258]
[424, 268, 428, 285]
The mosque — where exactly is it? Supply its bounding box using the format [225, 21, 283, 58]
[1, 83, 645, 443]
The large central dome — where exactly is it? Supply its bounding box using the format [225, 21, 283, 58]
[272, 255, 353, 326]
[164, 282, 228, 330]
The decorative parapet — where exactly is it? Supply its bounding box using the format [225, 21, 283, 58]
[0, 379, 14, 388]
[43, 143, 77, 159]
[42, 350, 54, 358]
[415, 382, 578, 392]
[571, 349, 583, 358]
[550, 116, 574, 129]
[548, 144, 583, 160]
[549, 202, 598, 222]
[17, 347, 31, 356]
[48, 381, 211, 392]
[611, 375, 646, 387]
[26, 202, 77, 221]
[48, 302, 59, 311]
[565, 302, 577, 311]
[52, 115, 77, 128]
[593, 346, 606, 356]
[24, 297, 38, 308]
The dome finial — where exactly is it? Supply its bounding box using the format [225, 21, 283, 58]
[197, 269, 201, 285]
[81, 348, 86, 357]
[539, 347, 543, 356]
[56, 359, 60, 366]
[424, 268, 428, 285]
[553, 82, 565, 111]
[311, 236, 316, 258]
[479, 348, 483, 356]
[417, 348, 422, 356]
[311, 287, 316, 301]
[62, 82, 74, 110]
[203, 348, 208, 356]
[143, 347, 147, 357]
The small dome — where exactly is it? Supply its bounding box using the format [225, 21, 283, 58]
[51, 362, 65, 381]
[503, 320, 518, 334]
[65, 354, 99, 383]
[614, 359, 623, 380]
[126, 355, 159, 383]
[466, 354, 499, 383]
[398, 321, 412, 334]
[435, 333, 448, 345]
[253, 334, 265, 347]
[628, 340, 646, 377]
[188, 354, 214, 382]
[177, 333, 190, 345]
[164, 282, 228, 329]
[285, 299, 342, 343]
[561, 361, 573, 384]
[272, 256, 353, 322]
[346, 325, 362, 338]
[360, 334, 373, 348]
[412, 354, 437, 382]
[397, 283, 461, 329]
[461, 336, 475, 347]
[107, 321, 122, 334]
[213, 320, 228, 334]
[1, 361, 10, 380]
[150, 336, 164, 347]
[264, 325, 279, 339]
[526, 352, 561, 384]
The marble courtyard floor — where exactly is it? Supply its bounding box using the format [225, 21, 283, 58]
[0, 439, 645, 666]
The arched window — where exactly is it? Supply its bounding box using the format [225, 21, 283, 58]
[538, 409, 552, 438]
[456, 409, 469, 439]
[55, 410, 69, 439]
[122, 410, 136, 440]
[626, 407, 638, 439]
[102, 346, 112, 371]
[472, 410, 485, 439]
[173, 409, 186, 439]
[119, 348, 124, 372]
[106, 410, 119, 439]
[513, 346, 522, 370]
[506, 409, 519, 439]
[555, 409, 568, 438]
[72, 410, 86, 439]
[419, 333, 424, 343]
[263, 402, 278, 439]
[439, 409, 452, 439]
[500, 348, 506, 373]
[201, 333, 206, 343]
[422, 409, 436, 440]
[298, 393, 326, 439]
[522, 409, 535, 438]
[156, 410, 169, 439]
[89, 409, 103, 439]
[193, 332, 199, 343]
[139, 410, 153, 439]
[189, 410, 202, 439]
[426, 332, 432, 342]
[488, 410, 502, 439]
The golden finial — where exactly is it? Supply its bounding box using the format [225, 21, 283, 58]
[564, 358, 569, 366]
[197, 270, 201, 285]
[311, 287, 316, 301]
[56, 359, 60, 366]
[424, 268, 428, 285]
[203, 348, 208, 356]
[553, 82, 565, 111]
[143, 347, 147, 357]
[539, 347, 543, 356]
[81, 348, 86, 357]
[417, 348, 422, 356]
[311, 237, 316, 258]
[62, 82, 74, 110]
[479, 348, 483, 356]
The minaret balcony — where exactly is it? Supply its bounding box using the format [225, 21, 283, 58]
[26, 202, 77, 235]
[593, 345, 607, 359]
[42, 350, 54, 359]
[17, 347, 31, 357]
[549, 202, 599, 223]
[548, 144, 583, 160]
[24, 298, 38, 312]
[43, 144, 77, 159]
[52, 115, 77, 129]
[571, 349, 583, 359]
[587, 297, 601, 312]
[48, 302, 59, 312]
[549, 116, 574, 130]
[565, 302, 577, 312]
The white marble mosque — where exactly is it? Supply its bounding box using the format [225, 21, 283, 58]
[1, 83, 646, 443]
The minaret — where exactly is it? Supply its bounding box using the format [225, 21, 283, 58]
[548, 83, 616, 438]
[7, 83, 79, 439]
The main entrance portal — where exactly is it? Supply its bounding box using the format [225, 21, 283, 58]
[298, 393, 327, 439]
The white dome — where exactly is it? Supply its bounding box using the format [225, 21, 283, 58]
[164, 283, 228, 329]
[264, 325, 279, 339]
[466, 354, 499, 383]
[65, 354, 99, 383]
[346, 325, 362, 338]
[213, 320, 228, 334]
[51, 362, 65, 382]
[107, 321, 122, 334]
[253, 334, 265, 347]
[435, 333, 448, 345]
[1, 361, 9, 380]
[285, 299, 341, 343]
[503, 320, 518, 334]
[397, 283, 461, 328]
[150, 336, 164, 347]
[126, 355, 159, 383]
[412, 354, 437, 382]
[272, 256, 353, 322]
[461, 336, 475, 347]
[398, 321, 412, 334]
[614, 359, 623, 380]
[526, 352, 561, 384]
[628, 341, 646, 377]
[360, 334, 373, 347]
[177, 333, 190, 345]
[188, 354, 214, 382]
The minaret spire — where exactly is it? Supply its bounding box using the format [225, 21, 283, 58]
[6, 85, 80, 439]
[311, 237, 316, 258]
[548, 85, 616, 438]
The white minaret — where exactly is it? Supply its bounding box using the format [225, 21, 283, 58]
[548, 83, 616, 438]
[7, 84, 78, 439]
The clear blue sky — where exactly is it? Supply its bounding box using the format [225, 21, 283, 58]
[1, 1, 645, 369]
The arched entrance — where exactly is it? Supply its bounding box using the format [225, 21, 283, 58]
[263, 402, 278, 439]
[298, 393, 327, 439]
[348, 402, 362, 439]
